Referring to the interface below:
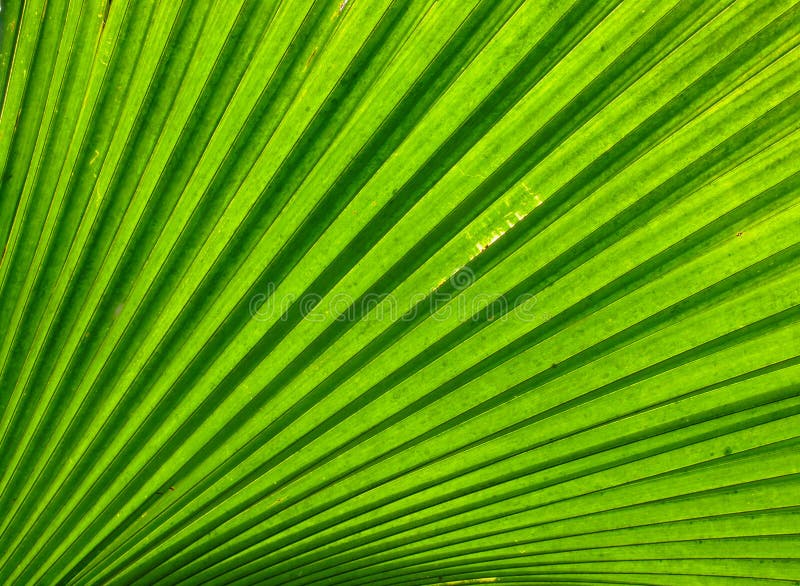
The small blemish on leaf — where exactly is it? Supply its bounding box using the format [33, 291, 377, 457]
[305, 47, 317, 69]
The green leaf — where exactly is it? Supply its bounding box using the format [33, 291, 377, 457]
[1, 0, 798, 584]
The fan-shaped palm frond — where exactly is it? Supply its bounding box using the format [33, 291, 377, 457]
[1, 0, 799, 584]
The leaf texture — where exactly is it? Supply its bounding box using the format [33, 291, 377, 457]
[0, 0, 799, 584]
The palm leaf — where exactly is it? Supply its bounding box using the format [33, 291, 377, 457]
[1, 0, 799, 584]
